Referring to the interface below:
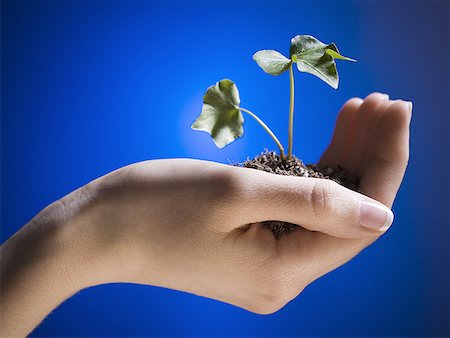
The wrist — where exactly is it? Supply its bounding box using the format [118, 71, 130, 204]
[63, 179, 149, 287]
[55, 182, 136, 288]
[0, 178, 144, 337]
[0, 187, 96, 336]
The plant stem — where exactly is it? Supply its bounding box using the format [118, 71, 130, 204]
[287, 62, 295, 159]
[239, 107, 285, 159]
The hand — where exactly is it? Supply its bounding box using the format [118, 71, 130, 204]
[318, 93, 411, 267]
[0, 93, 411, 337]
[66, 92, 410, 313]
[320, 92, 411, 207]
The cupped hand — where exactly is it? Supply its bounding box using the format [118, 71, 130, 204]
[0, 93, 412, 337]
[74, 93, 410, 314]
[71, 93, 411, 313]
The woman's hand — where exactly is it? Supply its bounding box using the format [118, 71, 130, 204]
[0, 93, 411, 337]
[59, 94, 411, 313]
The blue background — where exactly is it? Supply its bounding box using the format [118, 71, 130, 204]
[2, 0, 449, 336]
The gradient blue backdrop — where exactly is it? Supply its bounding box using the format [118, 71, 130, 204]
[2, 0, 449, 336]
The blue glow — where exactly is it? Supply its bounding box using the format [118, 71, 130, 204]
[2, 1, 449, 336]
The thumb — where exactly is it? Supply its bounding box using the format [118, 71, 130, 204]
[238, 169, 394, 239]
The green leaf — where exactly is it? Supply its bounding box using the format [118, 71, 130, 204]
[290, 35, 356, 89]
[296, 49, 339, 89]
[191, 79, 244, 148]
[290, 35, 328, 56]
[325, 44, 356, 62]
[253, 50, 291, 75]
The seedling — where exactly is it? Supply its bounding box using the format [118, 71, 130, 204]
[191, 35, 355, 160]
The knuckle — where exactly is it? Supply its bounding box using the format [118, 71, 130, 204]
[199, 165, 245, 211]
[309, 179, 337, 218]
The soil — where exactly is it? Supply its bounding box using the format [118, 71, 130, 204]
[240, 151, 360, 239]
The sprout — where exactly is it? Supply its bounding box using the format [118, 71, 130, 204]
[192, 35, 356, 160]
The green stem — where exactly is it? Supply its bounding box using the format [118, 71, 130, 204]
[287, 62, 295, 159]
[239, 107, 285, 159]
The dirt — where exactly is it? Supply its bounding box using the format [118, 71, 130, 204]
[240, 151, 360, 239]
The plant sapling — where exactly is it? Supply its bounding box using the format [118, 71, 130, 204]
[191, 35, 357, 238]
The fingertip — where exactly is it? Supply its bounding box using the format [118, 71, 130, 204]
[406, 100, 413, 121]
[408, 101, 413, 113]
[359, 200, 394, 233]
[345, 97, 364, 107]
[364, 92, 390, 102]
[337, 97, 362, 123]
[381, 100, 413, 129]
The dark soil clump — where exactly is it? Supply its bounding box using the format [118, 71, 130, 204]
[240, 151, 360, 239]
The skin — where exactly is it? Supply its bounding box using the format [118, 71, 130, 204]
[0, 93, 411, 337]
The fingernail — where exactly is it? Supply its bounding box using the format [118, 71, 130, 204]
[360, 201, 394, 232]
[382, 94, 389, 100]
